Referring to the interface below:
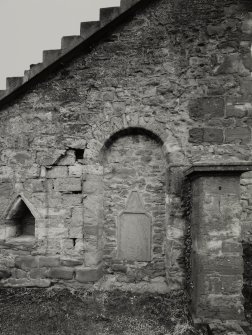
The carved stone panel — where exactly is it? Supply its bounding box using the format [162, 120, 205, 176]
[118, 191, 151, 261]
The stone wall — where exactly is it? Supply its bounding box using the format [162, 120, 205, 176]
[0, 0, 251, 322]
[190, 173, 244, 321]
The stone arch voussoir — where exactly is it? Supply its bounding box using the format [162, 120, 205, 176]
[99, 126, 166, 162]
[90, 115, 167, 163]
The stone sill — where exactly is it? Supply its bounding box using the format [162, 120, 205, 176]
[185, 162, 252, 177]
[1, 235, 36, 248]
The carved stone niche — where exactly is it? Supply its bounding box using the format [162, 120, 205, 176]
[3, 194, 40, 241]
[118, 191, 151, 262]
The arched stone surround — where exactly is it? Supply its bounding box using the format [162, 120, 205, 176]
[80, 123, 187, 291]
[101, 127, 166, 283]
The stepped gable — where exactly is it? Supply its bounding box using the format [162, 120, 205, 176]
[0, 0, 147, 109]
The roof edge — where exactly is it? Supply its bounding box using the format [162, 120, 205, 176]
[0, 0, 152, 111]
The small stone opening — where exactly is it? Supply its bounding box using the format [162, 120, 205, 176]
[72, 238, 77, 247]
[8, 199, 35, 238]
[75, 149, 84, 160]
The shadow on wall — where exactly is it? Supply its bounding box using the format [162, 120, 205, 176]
[243, 241, 252, 322]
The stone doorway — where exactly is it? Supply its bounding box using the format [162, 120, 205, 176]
[102, 128, 166, 283]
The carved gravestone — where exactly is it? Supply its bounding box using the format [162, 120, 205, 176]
[118, 191, 151, 261]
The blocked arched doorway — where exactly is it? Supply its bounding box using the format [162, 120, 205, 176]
[101, 127, 166, 282]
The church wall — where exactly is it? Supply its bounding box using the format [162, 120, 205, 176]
[0, 0, 250, 318]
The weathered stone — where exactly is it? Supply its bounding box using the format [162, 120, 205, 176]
[118, 192, 151, 262]
[225, 127, 251, 144]
[118, 212, 152, 260]
[36, 150, 65, 166]
[24, 179, 45, 192]
[0, 269, 11, 279]
[189, 128, 203, 143]
[57, 150, 76, 166]
[68, 226, 83, 238]
[111, 264, 127, 273]
[207, 23, 226, 36]
[14, 268, 28, 279]
[15, 256, 38, 270]
[71, 207, 83, 225]
[12, 152, 33, 165]
[26, 165, 40, 178]
[3, 278, 51, 287]
[242, 52, 252, 71]
[84, 252, 101, 267]
[201, 176, 240, 195]
[189, 97, 225, 120]
[74, 239, 85, 253]
[205, 294, 244, 320]
[53, 178, 82, 192]
[208, 321, 247, 335]
[203, 128, 223, 144]
[75, 265, 103, 283]
[168, 167, 184, 196]
[199, 255, 242, 275]
[46, 225, 68, 238]
[0, 181, 13, 197]
[47, 166, 68, 178]
[60, 258, 83, 267]
[214, 54, 249, 76]
[64, 138, 87, 149]
[40, 166, 46, 177]
[62, 194, 82, 206]
[83, 175, 103, 195]
[68, 164, 83, 177]
[61, 238, 74, 250]
[242, 13, 252, 34]
[29, 268, 48, 279]
[48, 267, 74, 280]
[222, 241, 242, 254]
[241, 79, 252, 96]
[38, 256, 60, 267]
[226, 105, 247, 118]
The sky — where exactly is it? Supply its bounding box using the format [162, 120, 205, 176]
[0, 0, 120, 89]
